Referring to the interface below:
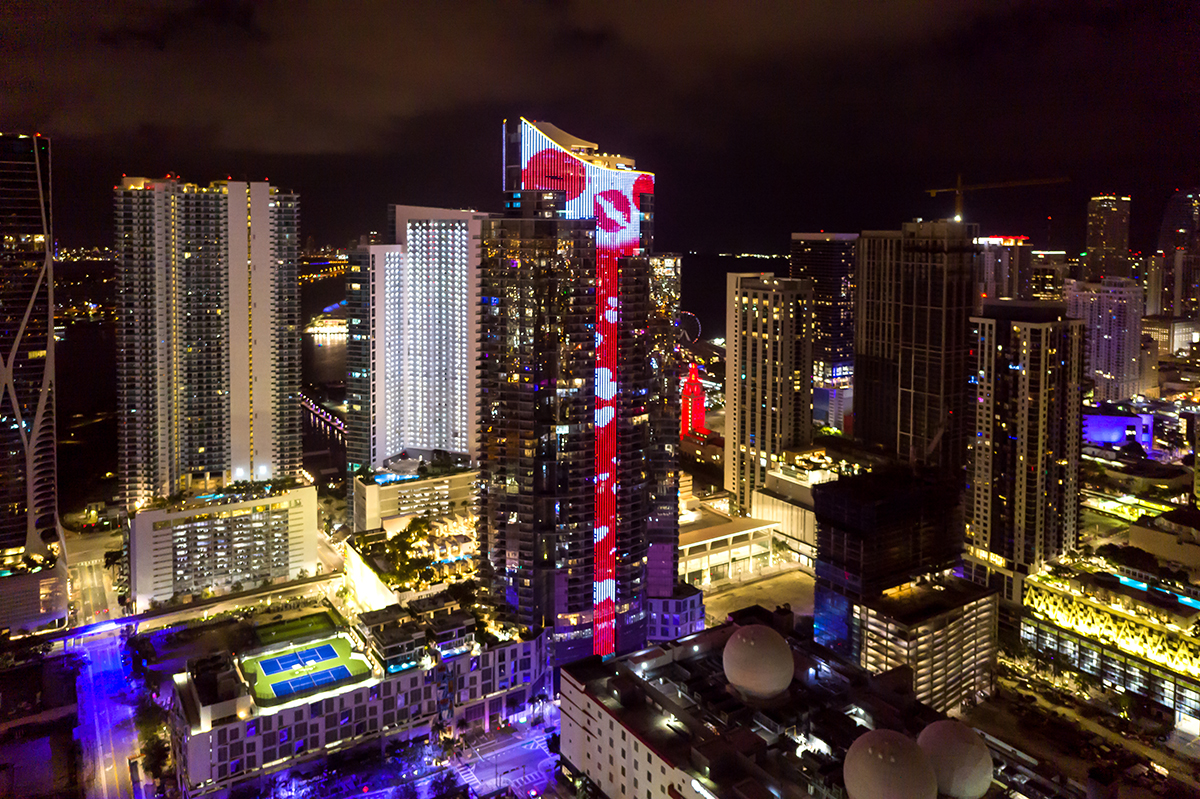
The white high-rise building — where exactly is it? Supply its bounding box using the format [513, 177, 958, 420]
[115, 178, 303, 509]
[724, 273, 814, 514]
[346, 206, 485, 472]
[1065, 277, 1144, 402]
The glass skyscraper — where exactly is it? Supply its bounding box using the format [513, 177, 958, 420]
[0, 133, 68, 634]
[855, 220, 977, 477]
[478, 119, 677, 662]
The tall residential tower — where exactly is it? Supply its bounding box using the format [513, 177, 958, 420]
[790, 233, 856, 429]
[0, 133, 68, 634]
[724, 273, 814, 514]
[115, 178, 303, 508]
[346, 206, 486, 473]
[965, 301, 1083, 613]
[1065, 277, 1143, 402]
[479, 119, 681, 662]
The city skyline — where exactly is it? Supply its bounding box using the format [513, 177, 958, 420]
[3, 3, 1195, 258]
[5, 3, 1200, 796]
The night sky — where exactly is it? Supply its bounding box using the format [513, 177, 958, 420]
[5, 0, 1198, 256]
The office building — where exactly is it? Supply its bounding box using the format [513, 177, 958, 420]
[115, 177, 302, 509]
[561, 606, 1059, 799]
[855, 220, 977, 476]
[724, 273, 814, 514]
[130, 484, 318, 612]
[812, 470, 964, 657]
[1065, 277, 1143, 402]
[1085, 194, 1131, 280]
[964, 301, 1083, 611]
[1030, 250, 1069, 301]
[0, 133, 68, 635]
[479, 118, 680, 663]
[345, 206, 486, 474]
[1143, 315, 1200, 357]
[1156, 187, 1200, 318]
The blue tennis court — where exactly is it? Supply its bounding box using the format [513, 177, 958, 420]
[259, 644, 338, 676]
[271, 664, 351, 698]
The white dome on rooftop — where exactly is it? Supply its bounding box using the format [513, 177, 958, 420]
[843, 728, 937, 799]
[721, 624, 793, 700]
[917, 720, 994, 799]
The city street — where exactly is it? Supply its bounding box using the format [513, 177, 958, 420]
[65, 528, 124, 624]
[317, 530, 345, 574]
[455, 727, 556, 797]
[69, 629, 139, 799]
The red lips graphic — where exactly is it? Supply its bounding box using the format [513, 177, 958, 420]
[594, 189, 632, 232]
[632, 174, 654, 209]
[523, 149, 587, 201]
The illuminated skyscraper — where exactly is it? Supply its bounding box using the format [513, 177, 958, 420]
[681, 363, 708, 437]
[855, 220, 977, 476]
[790, 233, 856, 429]
[0, 133, 68, 634]
[1065, 277, 1143, 402]
[965, 301, 1082, 614]
[115, 178, 302, 509]
[346, 206, 486, 473]
[1085, 194, 1131, 280]
[479, 119, 675, 662]
[725, 273, 814, 514]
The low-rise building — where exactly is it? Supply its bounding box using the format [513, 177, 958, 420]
[854, 578, 998, 714]
[130, 484, 318, 613]
[645, 584, 705, 644]
[677, 511, 777, 588]
[352, 465, 477, 533]
[561, 605, 1076, 799]
[1022, 564, 1200, 733]
[1082, 408, 1154, 451]
[0, 657, 80, 797]
[171, 611, 550, 798]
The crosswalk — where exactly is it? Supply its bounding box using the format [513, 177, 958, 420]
[454, 763, 483, 792]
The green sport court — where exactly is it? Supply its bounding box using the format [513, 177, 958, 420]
[240, 634, 369, 702]
[254, 610, 338, 648]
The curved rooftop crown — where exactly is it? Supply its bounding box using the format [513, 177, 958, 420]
[523, 117, 646, 174]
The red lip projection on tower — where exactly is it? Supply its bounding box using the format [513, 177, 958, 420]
[518, 118, 653, 657]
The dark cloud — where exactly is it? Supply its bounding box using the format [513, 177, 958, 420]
[2, 0, 1197, 255]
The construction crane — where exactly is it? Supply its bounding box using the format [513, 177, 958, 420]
[926, 173, 1070, 219]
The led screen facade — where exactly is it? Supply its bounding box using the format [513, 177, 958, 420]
[514, 119, 654, 656]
